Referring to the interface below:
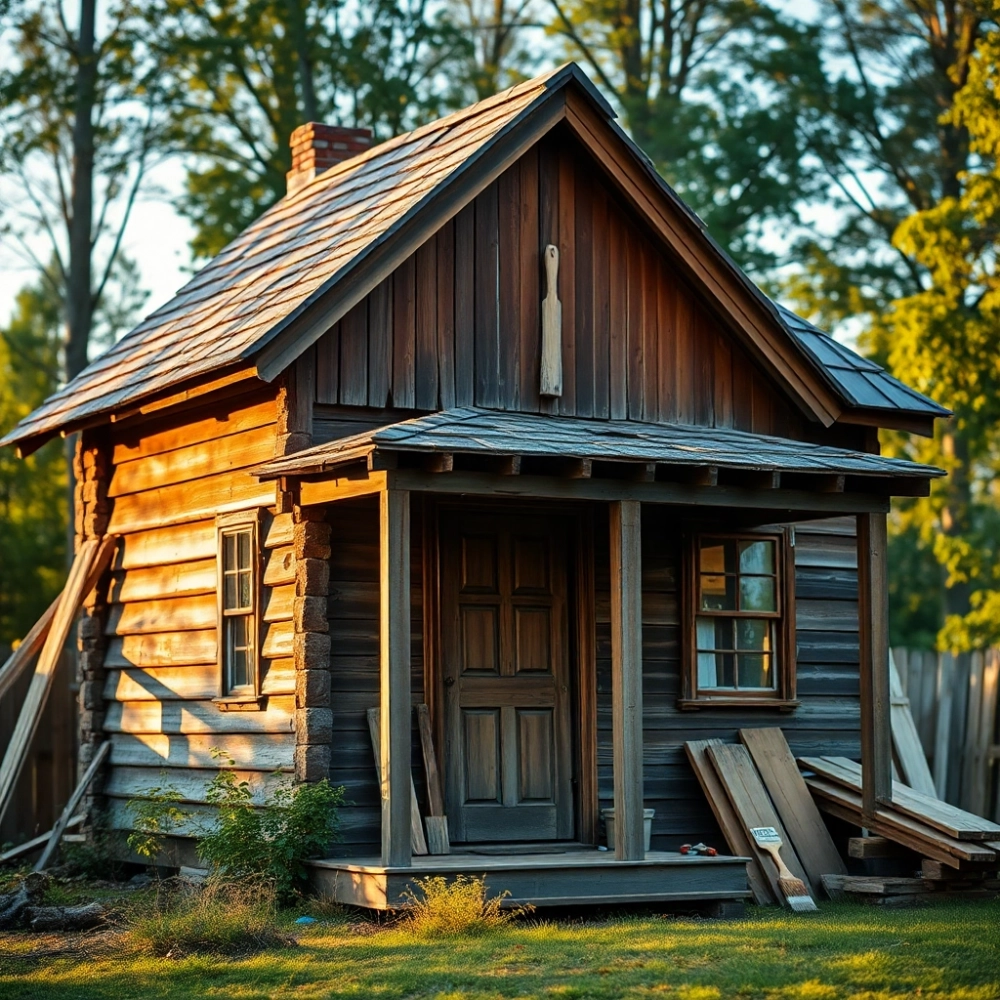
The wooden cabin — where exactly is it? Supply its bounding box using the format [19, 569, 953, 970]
[2, 64, 948, 910]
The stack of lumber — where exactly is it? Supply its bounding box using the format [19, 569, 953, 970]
[686, 728, 847, 907]
[801, 756, 1000, 904]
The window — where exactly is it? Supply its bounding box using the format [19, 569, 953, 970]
[216, 510, 262, 703]
[681, 530, 796, 708]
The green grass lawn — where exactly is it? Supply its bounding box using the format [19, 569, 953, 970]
[1, 899, 997, 1000]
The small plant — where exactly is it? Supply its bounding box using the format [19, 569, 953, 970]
[124, 876, 291, 957]
[401, 874, 531, 936]
[124, 782, 190, 862]
[196, 751, 344, 900]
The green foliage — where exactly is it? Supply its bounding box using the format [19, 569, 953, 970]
[0, 275, 66, 649]
[125, 784, 190, 862]
[401, 874, 530, 936]
[152, 0, 471, 256]
[196, 751, 344, 900]
[124, 878, 290, 957]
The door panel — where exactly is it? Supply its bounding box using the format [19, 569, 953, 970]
[442, 510, 573, 842]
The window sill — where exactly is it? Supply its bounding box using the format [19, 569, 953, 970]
[213, 696, 264, 712]
[677, 698, 799, 712]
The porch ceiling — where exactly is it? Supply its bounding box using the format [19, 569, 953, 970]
[256, 407, 943, 497]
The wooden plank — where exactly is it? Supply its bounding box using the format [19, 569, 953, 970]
[609, 499, 644, 860]
[110, 559, 216, 604]
[110, 395, 276, 464]
[367, 708, 427, 856]
[339, 298, 370, 406]
[105, 765, 287, 807]
[115, 521, 216, 570]
[106, 594, 216, 636]
[738, 728, 847, 891]
[857, 511, 891, 817]
[934, 652, 954, 797]
[108, 423, 276, 498]
[707, 742, 814, 902]
[474, 182, 500, 409]
[888, 651, 937, 796]
[263, 584, 294, 623]
[453, 203, 476, 407]
[109, 732, 294, 770]
[799, 756, 1000, 840]
[592, 182, 610, 420]
[971, 650, 999, 817]
[641, 245, 657, 422]
[392, 253, 416, 410]
[657, 256, 675, 422]
[0, 536, 116, 824]
[105, 630, 217, 669]
[557, 143, 576, 414]
[105, 696, 294, 734]
[104, 661, 293, 701]
[380, 488, 412, 866]
[498, 161, 520, 409]
[316, 323, 340, 404]
[625, 231, 644, 421]
[608, 207, 627, 421]
[574, 165, 594, 418]
[685, 739, 774, 904]
[108, 471, 275, 535]
[414, 237, 439, 410]
[436, 222, 456, 410]
[0, 815, 84, 864]
[368, 277, 392, 408]
[0, 594, 59, 703]
[805, 776, 997, 865]
[35, 741, 111, 871]
[416, 703, 445, 817]
[518, 148, 540, 413]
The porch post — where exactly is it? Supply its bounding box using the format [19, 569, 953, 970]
[610, 500, 644, 860]
[380, 487, 411, 867]
[857, 511, 891, 820]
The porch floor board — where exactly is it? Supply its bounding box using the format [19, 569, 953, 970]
[308, 850, 752, 910]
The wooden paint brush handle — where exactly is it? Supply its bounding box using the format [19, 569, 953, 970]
[760, 841, 795, 880]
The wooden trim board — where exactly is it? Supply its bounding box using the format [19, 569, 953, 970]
[684, 740, 774, 905]
[738, 728, 847, 892]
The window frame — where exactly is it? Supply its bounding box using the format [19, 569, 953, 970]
[215, 509, 264, 707]
[680, 527, 798, 710]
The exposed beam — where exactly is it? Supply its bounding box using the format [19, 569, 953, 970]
[610, 500, 644, 861]
[423, 453, 454, 473]
[672, 466, 718, 487]
[817, 474, 846, 493]
[857, 511, 891, 820]
[380, 488, 412, 867]
[299, 470, 387, 506]
[384, 469, 891, 514]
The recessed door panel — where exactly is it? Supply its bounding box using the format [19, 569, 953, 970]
[442, 511, 573, 843]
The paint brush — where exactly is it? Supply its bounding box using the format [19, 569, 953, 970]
[750, 826, 818, 912]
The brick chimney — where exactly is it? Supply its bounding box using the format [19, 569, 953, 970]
[286, 122, 373, 196]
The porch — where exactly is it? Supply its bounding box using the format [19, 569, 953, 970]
[309, 848, 752, 911]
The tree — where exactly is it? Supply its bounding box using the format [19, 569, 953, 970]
[153, 0, 471, 257]
[0, 0, 166, 382]
[878, 26, 1000, 650]
[0, 276, 67, 649]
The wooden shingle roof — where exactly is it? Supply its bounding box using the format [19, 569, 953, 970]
[256, 407, 944, 487]
[2, 63, 947, 452]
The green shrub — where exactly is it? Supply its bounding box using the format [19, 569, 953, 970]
[124, 783, 190, 862]
[196, 754, 344, 900]
[401, 874, 531, 936]
[124, 877, 291, 957]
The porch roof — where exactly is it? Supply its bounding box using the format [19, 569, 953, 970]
[256, 407, 944, 489]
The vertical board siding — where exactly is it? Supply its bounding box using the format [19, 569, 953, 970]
[101, 389, 296, 828]
[593, 510, 861, 850]
[306, 131, 807, 439]
[327, 498, 425, 856]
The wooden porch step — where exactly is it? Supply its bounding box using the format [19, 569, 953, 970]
[308, 850, 751, 910]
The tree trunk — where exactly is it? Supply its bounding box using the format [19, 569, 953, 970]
[286, 0, 319, 123]
[941, 422, 972, 621]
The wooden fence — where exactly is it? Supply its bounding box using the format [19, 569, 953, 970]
[892, 648, 1000, 820]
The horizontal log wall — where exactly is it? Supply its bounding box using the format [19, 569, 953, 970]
[309, 128, 827, 441]
[326, 496, 426, 856]
[101, 389, 296, 825]
[594, 510, 861, 849]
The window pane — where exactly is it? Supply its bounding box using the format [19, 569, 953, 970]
[223, 533, 236, 573]
[223, 572, 237, 609]
[698, 650, 736, 688]
[736, 618, 770, 651]
[238, 569, 252, 609]
[225, 615, 251, 691]
[700, 539, 737, 575]
[739, 540, 774, 574]
[700, 573, 736, 610]
[738, 653, 775, 689]
[238, 530, 251, 571]
[740, 576, 776, 612]
[696, 616, 732, 651]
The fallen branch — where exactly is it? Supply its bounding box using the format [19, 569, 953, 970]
[27, 901, 106, 931]
[0, 815, 84, 864]
[0, 871, 48, 929]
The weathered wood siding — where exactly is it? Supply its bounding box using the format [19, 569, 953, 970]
[99, 389, 296, 832]
[308, 128, 812, 440]
[326, 496, 426, 856]
[595, 512, 860, 849]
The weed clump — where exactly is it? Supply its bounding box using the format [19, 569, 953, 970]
[401, 874, 531, 937]
[124, 877, 293, 957]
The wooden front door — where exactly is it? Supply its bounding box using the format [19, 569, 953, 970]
[441, 511, 573, 842]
